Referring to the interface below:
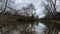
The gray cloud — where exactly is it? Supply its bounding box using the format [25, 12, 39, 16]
[13, 0, 46, 18]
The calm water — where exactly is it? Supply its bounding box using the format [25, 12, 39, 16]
[0, 22, 60, 34]
[0, 22, 47, 34]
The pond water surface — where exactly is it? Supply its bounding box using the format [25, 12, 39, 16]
[0, 22, 47, 34]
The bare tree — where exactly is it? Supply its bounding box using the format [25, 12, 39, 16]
[22, 3, 36, 16]
[0, 0, 8, 14]
[43, 0, 58, 17]
[0, 0, 15, 14]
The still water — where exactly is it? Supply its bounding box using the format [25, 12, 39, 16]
[0, 22, 59, 34]
[0, 22, 47, 34]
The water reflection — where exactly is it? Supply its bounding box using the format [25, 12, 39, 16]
[0, 22, 46, 34]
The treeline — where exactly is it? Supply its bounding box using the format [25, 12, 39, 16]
[0, 0, 39, 22]
[40, 12, 60, 20]
[40, 0, 60, 20]
[18, 15, 39, 22]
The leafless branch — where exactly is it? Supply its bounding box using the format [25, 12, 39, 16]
[0, 0, 8, 14]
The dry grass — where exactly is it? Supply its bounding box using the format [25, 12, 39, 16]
[0, 14, 20, 26]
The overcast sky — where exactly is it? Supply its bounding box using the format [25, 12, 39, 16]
[12, 0, 60, 18]
[12, 0, 46, 18]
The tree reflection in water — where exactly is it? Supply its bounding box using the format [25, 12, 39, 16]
[42, 22, 60, 34]
[0, 22, 47, 34]
[0, 22, 60, 34]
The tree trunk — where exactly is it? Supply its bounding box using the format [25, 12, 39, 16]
[0, 0, 8, 14]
